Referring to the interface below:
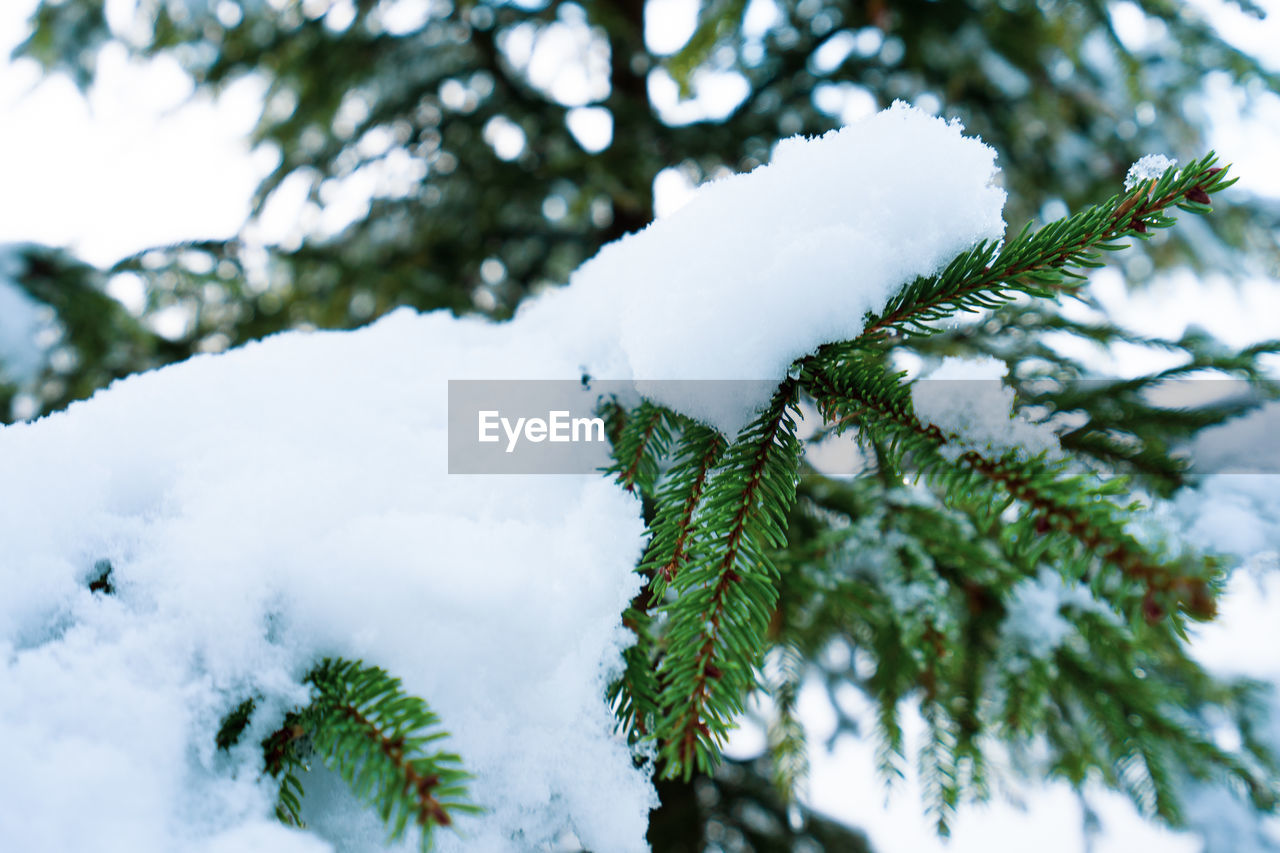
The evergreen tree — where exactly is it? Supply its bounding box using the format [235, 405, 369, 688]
[3, 1, 1280, 849]
[600, 155, 1280, 845]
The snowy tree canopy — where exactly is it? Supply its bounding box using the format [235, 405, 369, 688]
[4, 101, 1278, 851]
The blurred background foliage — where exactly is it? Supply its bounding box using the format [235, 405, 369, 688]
[4, 0, 1279, 425]
[3, 0, 1280, 848]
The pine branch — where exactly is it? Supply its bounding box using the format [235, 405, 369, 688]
[849, 154, 1234, 345]
[259, 659, 479, 848]
[610, 603, 663, 741]
[611, 421, 726, 740]
[642, 423, 728, 597]
[262, 710, 312, 827]
[655, 382, 803, 778]
[764, 642, 809, 804]
[606, 399, 677, 494]
[307, 659, 479, 844]
[215, 697, 257, 752]
[803, 360, 1219, 623]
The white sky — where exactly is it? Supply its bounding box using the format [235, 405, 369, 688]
[1, 0, 1279, 262]
[0, 1, 270, 265]
[1, 1, 1280, 851]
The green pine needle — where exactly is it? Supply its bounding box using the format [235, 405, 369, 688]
[261, 658, 480, 849]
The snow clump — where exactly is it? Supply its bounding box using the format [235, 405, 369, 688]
[0, 103, 1011, 851]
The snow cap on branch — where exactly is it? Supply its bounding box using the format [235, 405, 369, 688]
[0, 311, 655, 852]
[526, 101, 1008, 435]
[1124, 154, 1177, 191]
[0, 103, 1012, 851]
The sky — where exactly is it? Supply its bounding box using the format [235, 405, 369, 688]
[0, 0, 1278, 265]
[0, 1, 268, 265]
[1, 1, 1280, 851]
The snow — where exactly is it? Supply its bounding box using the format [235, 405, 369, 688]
[1000, 567, 1115, 663]
[521, 101, 1007, 435]
[1069, 262, 1280, 853]
[1171, 401, 1280, 566]
[1181, 775, 1280, 853]
[0, 104, 1011, 851]
[0, 310, 655, 852]
[910, 356, 1060, 460]
[1, 0, 1278, 838]
[1171, 400, 1280, 852]
[1123, 154, 1177, 190]
[8, 97, 1266, 852]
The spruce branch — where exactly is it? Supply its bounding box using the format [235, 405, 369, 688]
[850, 154, 1234, 345]
[642, 423, 728, 598]
[306, 659, 478, 844]
[606, 399, 677, 494]
[261, 659, 479, 848]
[877, 301, 1280, 496]
[778, 485, 1016, 777]
[215, 696, 309, 827]
[764, 642, 809, 804]
[263, 710, 312, 827]
[1044, 648, 1276, 824]
[215, 697, 257, 752]
[655, 382, 803, 778]
[603, 151, 1264, 832]
[919, 699, 963, 835]
[949, 448, 1219, 622]
[610, 603, 663, 741]
[620, 151, 1275, 836]
[803, 360, 1219, 623]
[612, 422, 726, 739]
[778, 471, 1276, 832]
[276, 764, 307, 828]
[664, 0, 748, 94]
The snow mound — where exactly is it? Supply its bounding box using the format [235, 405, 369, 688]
[525, 101, 1007, 435]
[0, 103, 1012, 850]
[0, 311, 653, 852]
